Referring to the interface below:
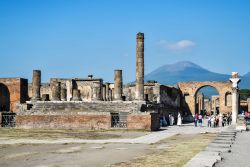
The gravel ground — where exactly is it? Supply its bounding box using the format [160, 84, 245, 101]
[215, 131, 250, 167]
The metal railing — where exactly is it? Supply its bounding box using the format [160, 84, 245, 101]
[1, 112, 16, 127]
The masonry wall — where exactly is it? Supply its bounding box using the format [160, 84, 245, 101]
[127, 113, 159, 131]
[0, 78, 28, 112]
[16, 113, 111, 129]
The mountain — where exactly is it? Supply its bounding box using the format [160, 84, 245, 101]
[243, 71, 250, 78]
[145, 61, 250, 89]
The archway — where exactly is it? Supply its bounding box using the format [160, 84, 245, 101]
[0, 83, 10, 111]
[195, 86, 219, 116]
[178, 81, 232, 115]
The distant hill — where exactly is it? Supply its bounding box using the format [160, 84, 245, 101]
[144, 61, 250, 89]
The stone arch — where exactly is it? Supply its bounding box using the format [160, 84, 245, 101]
[0, 83, 10, 111]
[194, 85, 219, 114]
[178, 81, 232, 115]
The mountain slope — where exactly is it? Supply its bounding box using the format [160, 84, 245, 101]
[145, 61, 249, 89]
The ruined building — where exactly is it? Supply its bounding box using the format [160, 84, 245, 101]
[0, 32, 183, 130]
[0, 32, 236, 130]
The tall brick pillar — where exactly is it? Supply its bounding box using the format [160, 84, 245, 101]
[51, 81, 61, 101]
[32, 70, 41, 101]
[114, 70, 123, 101]
[135, 32, 144, 101]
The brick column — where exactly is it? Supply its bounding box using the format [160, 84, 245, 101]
[32, 70, 41, 101]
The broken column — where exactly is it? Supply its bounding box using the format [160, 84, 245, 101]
[135, 32, 144, 101]
[71, 89, 81, 101]
[32, 70, 41, 101]
[230, 72, 241, 125]
[51, 81, 61, 101]
[114, 70, 123, 101]
[61, 88, 67, 101]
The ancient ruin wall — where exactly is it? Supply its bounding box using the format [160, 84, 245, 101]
[178, 81, 232, 115]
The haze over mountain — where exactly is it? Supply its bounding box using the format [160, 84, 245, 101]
[145, 61, 250, 89]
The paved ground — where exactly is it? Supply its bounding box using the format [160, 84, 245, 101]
[0, 123, 227, 145]
[0, 123, 231, 167]
[215, 131, 250, 167]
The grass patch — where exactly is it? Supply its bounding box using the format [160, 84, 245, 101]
[113, 133, 216, 167]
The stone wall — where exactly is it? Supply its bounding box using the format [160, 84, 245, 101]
[0, 78, 28, 112]
[127, 113, 159, 131]
[16, 112, 111, 129]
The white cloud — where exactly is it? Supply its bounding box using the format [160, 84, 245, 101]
[159, 39, 196, 51]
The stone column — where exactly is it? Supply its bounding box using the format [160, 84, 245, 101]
[71, 89, 81, 101]
[51, 81, 61, 101]
[109, 89, 113, 101]
[135, 32, 144, 101]
[92, 82, 102, 101]
[114, 70, 123, 101]
[61, 88, 67, 101]
[105, 83, 110, 101]
[102, 85, 106, 101]
[230, 72, 241, 125]
[32, 70, 41, 101]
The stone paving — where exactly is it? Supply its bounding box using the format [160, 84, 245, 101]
[0, 123, 228, 145]
[215, 130, 250, 167]
[183, 126, 237, 167]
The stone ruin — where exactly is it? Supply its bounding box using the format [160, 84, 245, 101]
[0, 32, 237, 130]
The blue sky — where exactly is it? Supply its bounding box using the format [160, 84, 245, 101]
[0, 0, 250, 83]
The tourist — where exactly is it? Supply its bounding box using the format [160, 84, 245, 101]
[177, 112, 182, 126]
[162, 115, 167, 126]
[211, 116, 215, 128]
[227, 114, 232, 125]
[244, 111, 249, 121]
[198, 114, 202, 127]
[224, 115, 228, 127]
[169, 114, 173, 126]
[171, 114, 175, 125]
[207, 115, 211, 127]
[193, 115, 197, 127]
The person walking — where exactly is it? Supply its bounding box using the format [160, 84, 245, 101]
[194, 115, 197, 127]
[198, 114, 203, 127]
[177, 112, 182, 126]
[207, 115, 211, 127]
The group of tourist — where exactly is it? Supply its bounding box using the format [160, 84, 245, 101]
[193, 114, 203, 127]
[160, 112, 182, 127]
[193, 113, 232, 128]
[207, 114, 232, 128]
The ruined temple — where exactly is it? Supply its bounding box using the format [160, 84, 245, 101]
[0, 32, 238, 130]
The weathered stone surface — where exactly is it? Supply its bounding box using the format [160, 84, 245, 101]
[178, 81, 232, 115]
[51, 81, 61, 101]
[61, 88, 67, 101]
[0, 78, 28, 112]
[114, 70, 123, 101]
[32, 70, 41, 101]
[135, 32, 144, 101]
[16, 113, 111, 129]
[71, 89, 81, 101]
